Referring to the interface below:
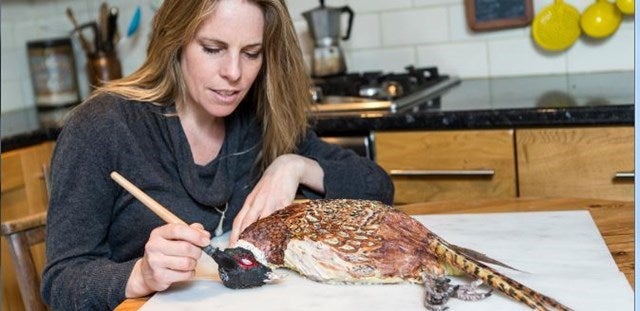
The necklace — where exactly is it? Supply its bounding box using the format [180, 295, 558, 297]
[214, 203, 228, 237]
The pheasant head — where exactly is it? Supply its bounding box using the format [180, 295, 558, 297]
[211, 247, 277, 289]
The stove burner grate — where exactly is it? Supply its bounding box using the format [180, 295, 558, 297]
[313, 66, 447, 101]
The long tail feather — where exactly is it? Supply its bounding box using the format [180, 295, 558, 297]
[449, 244, 524, 272]
[430, 237, 573, 311]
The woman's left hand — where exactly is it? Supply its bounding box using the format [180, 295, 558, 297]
[229, 154, 323, 244]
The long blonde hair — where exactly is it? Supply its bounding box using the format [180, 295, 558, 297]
[95, 0, 311, 172]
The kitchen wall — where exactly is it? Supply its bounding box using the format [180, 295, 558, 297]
[1, 0, 635, 113]
[290, 0, 634, 77]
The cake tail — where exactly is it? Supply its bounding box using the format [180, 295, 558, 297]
[429, 236, 573, 311]
[448, 243, 522, 271]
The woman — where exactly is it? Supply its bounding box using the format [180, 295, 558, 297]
[41, 0, 393, 309]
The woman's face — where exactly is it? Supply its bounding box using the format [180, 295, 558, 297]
[180, 0, 264, 117]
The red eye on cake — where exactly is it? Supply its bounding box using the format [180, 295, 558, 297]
[238, 256, 256, 269]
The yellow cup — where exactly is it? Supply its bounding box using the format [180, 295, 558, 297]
[616, 0, 634, 14]
[580, 0, 623, 38]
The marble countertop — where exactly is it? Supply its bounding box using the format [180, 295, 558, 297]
[117, 197, 634, 311]
[1, 71, 634, 152]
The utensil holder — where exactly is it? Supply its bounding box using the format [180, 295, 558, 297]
[86, 51, 122, 90]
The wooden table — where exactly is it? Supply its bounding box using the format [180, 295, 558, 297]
[115, 197, 634, 310]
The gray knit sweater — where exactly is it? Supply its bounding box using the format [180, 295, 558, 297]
[41, 94, 393, 310]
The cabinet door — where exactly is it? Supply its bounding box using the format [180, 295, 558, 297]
[1, 141, 54, 311]
[517, 127, 633, 201]
[376, 130, 516, 204]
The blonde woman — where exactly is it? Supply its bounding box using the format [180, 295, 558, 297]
[41, 0, 393, 309]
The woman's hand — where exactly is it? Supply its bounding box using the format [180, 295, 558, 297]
[125, 223, 211, 298]
[229, 154, 324, 245]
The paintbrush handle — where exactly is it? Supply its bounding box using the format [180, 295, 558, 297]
[110, 171, 221, 261]
[110, 171, 186, 225]
[202, 245, 218, 257]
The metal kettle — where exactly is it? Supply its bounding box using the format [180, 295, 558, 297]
[303, 0, 354, 77]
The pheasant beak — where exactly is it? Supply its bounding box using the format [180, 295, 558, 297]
[264, 271, 284, 283]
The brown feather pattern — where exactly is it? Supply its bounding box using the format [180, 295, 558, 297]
[238, 199, 572, 311]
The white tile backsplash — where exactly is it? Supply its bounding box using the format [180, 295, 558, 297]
[381, 7, 449, 46]
[413, 0, 460, 6]
[342, 13, 381, 50]
[1, 23, 17, 49]
[488, 38, 568, 76]
[1, 0, 635, 113]
[346, 47, 416, 72]
[417, 42, 489, 78]
[1, 48, 21, 83]
[619, 15, 635, 30]
[346, 0, 412, 12]
[567, 27, 635, 73]
[1, 80, 26, 112]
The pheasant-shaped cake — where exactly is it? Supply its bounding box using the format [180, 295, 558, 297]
[211, 199, 572, 311]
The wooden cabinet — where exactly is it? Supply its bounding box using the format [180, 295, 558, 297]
[1, 141, 55, 311]
[375, 126, 634, 205]
[375, 130, 517, 204]
[516, 126, 634, 201]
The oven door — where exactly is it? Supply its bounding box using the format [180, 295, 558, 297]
[321, 134, 375, 161]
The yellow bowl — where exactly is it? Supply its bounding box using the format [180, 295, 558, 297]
[580, 0, 623, 38]
[532, 0, 581, 51]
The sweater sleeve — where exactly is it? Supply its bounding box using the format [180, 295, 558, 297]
[41, 98, 136, 310]
[297, 131, 394, 205]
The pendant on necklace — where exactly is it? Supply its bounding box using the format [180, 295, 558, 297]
[214, 203, 228, 237]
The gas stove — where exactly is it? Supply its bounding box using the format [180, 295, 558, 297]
[310, 66, 460, 116]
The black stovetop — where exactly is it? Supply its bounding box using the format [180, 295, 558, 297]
[312, 66, 448, 101]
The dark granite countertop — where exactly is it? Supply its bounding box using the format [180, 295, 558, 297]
[2, 71, 634, 152]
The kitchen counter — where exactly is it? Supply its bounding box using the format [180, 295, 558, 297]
[114, 197, 634, 311]
[1, 71, 634, 151]
[314, 70, 634, 135]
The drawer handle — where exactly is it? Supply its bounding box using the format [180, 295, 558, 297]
[614, 171, 634, 179]
[389, 169, 495, 176]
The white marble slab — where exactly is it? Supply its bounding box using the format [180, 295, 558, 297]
[140, 211, 634, 311]
[414, 211, 621, 275]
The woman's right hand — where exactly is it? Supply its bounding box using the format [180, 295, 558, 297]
[125, 223, 211, 297]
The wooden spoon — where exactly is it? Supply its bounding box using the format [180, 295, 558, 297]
[66, 7, 93, 54]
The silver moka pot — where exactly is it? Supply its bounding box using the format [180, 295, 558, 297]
[303, 0, 354, 77]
